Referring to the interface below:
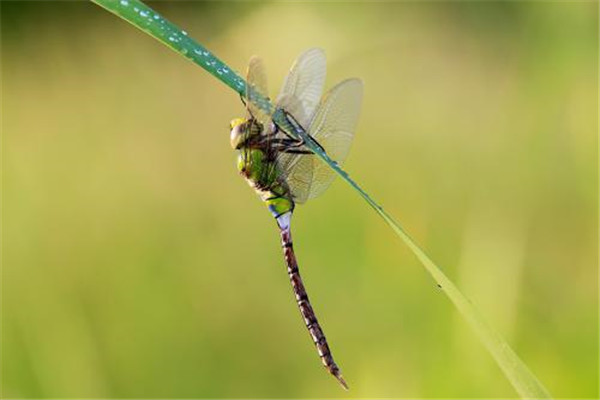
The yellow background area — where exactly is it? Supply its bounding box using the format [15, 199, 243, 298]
[2, 2, 597, 398]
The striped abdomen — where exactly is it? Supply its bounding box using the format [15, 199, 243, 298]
[278, 217, 348, 390]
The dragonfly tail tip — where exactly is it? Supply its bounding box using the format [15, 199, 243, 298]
[334, 373, 349, 391]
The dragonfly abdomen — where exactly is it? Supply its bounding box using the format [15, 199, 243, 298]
[278, 214, 348, 390]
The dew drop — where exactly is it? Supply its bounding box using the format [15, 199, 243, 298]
[182, 30, 188, 36]
[119, 0, 129, 5]
[140, 10, 148, 17]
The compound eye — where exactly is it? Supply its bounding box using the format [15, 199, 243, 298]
[230, 124, 242, 149]
[230, 117, 245, 130]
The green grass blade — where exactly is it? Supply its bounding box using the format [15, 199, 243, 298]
[303, 137, 553, 399]
[91, 1, 552, 398]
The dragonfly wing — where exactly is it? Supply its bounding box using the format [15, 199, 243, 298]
[276, 48, 326, 130]
[246, 56, 272, 126]
[279, 152, 314, 204]
[280, 78, 363, 203]
[274, 96, 313, 203]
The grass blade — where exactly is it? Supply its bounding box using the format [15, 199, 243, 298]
[91, 1, 552, 397]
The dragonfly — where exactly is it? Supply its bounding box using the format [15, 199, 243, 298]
[229, 48, 363, 390]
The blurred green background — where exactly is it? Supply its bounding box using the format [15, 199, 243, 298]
[2, 1, 598, 398]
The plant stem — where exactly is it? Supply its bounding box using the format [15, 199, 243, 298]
[91, 1, 552, 398]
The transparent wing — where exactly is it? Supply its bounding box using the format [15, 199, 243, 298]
[276, 48, 326, 130]
[279, 78, 363, 203]
[246, 56, 272, 126]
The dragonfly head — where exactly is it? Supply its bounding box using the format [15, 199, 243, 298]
[230, 117, 262, 150]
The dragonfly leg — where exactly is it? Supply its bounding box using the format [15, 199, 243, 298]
[263, 138, 298, 146]
[280, 149, 312, 154]
[269, 109, 328, 154]
[276, 142, 313, 153]
[282, 110, 327, 153]
[261, 136, 312, 154]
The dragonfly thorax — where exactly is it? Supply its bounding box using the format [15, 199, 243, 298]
[229, 117, 265, 150]
[230, 117, 295, 218]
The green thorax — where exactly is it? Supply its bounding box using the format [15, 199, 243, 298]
[237, 145, 294, 218]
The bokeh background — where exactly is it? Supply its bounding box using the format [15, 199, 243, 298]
[2, 1, 598, 398]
